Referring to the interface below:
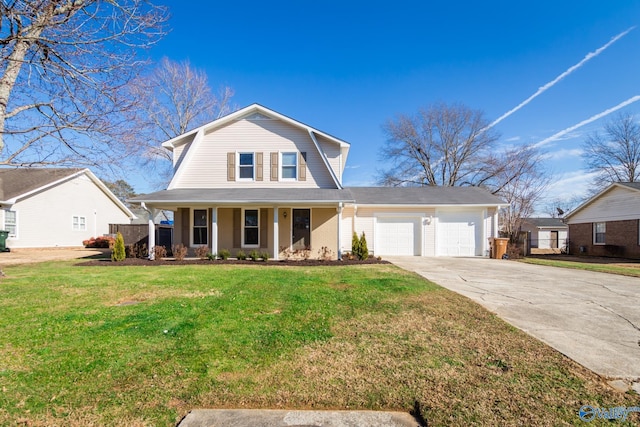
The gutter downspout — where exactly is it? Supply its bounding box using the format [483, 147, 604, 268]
[141, 202, 156, 260]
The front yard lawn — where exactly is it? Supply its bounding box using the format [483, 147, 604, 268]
[0, 261, 637, 426]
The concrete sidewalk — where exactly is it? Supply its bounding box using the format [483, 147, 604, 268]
[178, 409, 421, 427]
[387, 256, 640, 384]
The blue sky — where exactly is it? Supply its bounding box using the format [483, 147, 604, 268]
[144, 1, 640, 213]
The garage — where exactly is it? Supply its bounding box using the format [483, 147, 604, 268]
[437, 210, 483, 256]
[375, 216, 421, 256]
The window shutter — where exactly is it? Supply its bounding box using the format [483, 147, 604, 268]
[260, 209, 268, 248]
[299, 152, 307, 181]
[227, 152, 236, 181]
[256, 152, 263, 181]
[233, 208, 241, 248]
[270, 152, 278, 181]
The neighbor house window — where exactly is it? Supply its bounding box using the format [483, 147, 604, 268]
[243, 209, 259, 247]
[193, 209, 208, 245]
[594, 222, 606, 244]
[4, 210, 16, 237]
[238, 153, 254, 179]
[72, 215, 86, 231]
[281, 152, 297, 179]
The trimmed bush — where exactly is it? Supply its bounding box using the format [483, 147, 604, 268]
[111, 232, 126, 262]
[218, 249, 231, 260]
[352, 231, 361, 260]
[359, 232, 369, 260]
[172, 244, 188, 261]
[260, 251, 270, 261]
[236, 250, 247, 260]
[249, 250, 260, 261]
[153, 245, 167, 260]
[195, 245, 209, 259]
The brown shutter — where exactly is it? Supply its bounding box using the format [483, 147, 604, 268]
[227, 152, 236, 181]
[270, 152, 278, 181]
[256, 152, 263, 181]
[299, 152, 307, 181]
[233, 208, 241, 248]
[260, 208, 268, 248]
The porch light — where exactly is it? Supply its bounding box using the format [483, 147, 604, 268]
[283, 211, 287, 218]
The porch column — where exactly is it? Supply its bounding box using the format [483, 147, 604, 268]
[337, 203, 343, 260]
[142, 202, 156, 260]
[273, 207, 279, 260]
[493, 208, 499, 237]
[211, 207, 218, 255]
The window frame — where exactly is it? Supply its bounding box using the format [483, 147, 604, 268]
[237, 152, 255, 181]
[4, 209, 17, 238]
[242, 208, 260, 248]
[280, 151, 298, 180]
[72, 215, 87, 231]
[193, 209, 208, 246]
[593, 222, 606, 245]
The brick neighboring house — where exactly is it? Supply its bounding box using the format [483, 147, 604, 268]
[564, 182, 640, 258]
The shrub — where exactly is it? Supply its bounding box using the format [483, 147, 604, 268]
[83, 235, 115, 248]
[351, 231, 361, 259]
[249, 249, 260, 261]
[359, 232, 369, 260]
[218, 249, 231, 260]
[153, 245, 167, 260]
[207, 252, 216, 261]
[195, 245, 209, 259]
[126, 243, 147, 259]
[172, 244, 188, 261]
[236, 250, 247, 260]
[111, 232, 126, 262]
[260, 251, 270, 261]
[318, 246, 334, 261]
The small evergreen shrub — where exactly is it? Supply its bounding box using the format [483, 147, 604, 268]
[352, 231, 361, 259]
[195, 245, 209, 259]
[207, 252, 216, 261]
[359, 232, 369, 260]
[172, 244, 188, 261]
[218, 249, 231, 260]
[236, 250, 247, 260]
[249, 249, 260, 261]
[111, 232, 126, 262]
[153, 245, 167, 260]
[260, 251, 270, 261]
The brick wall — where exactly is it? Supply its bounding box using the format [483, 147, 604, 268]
[568, 219, 640, 258]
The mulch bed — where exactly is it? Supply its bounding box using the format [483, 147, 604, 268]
[77, 257, 389, 267]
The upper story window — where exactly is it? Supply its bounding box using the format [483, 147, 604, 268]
[73, 215, 86, 231]
[238, 153, 254, 179]
[4, 210, 16, 237]
[281, 152, 298, 179]
[593, 222, 606, 245]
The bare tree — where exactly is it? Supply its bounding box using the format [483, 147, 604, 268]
[542, 196, 583, 218]
[380, 103, 501, 186]
[0, 0, 168, 168]
[582, 112, 640, 187]
[125, 57, 235, 187]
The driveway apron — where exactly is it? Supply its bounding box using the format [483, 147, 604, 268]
[387, 256, 640, 380]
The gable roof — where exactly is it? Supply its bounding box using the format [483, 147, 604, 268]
[522, 217, 568, 228]
[0, 167, 135, 218]
[346, 186, 506, 206]
[162, 104, 350, 190]
[564, 182, 640, 220]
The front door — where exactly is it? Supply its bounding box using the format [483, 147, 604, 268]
[292, 209, 311, 250]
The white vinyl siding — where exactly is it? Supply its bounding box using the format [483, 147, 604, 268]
[5, 173, 131, 248]
[567, 186, 640, 224]
[171, 118, 338, 189]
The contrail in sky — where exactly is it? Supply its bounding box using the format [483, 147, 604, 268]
[485, 26, 636, 130]
[533, 95, 640, 148]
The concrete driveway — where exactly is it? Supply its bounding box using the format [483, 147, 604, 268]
[387, 256, 640, 382]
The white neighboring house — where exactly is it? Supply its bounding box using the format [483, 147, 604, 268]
[0, 168, 135, 249]
[520, 217, 569, 252]
[130, 104, 506, 259]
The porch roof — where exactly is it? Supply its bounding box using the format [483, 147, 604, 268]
[129, 188, 354, 205]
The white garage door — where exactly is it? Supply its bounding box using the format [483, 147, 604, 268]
[376, 217, 421, 256]
[437, 210, 482, 256]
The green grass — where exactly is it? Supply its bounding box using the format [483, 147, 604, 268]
[521, 257, 640, 277]
[0, 261, 638, 426]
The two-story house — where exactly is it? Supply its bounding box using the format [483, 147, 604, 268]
[131, 104, 505, 259]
